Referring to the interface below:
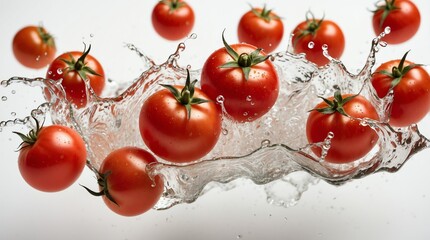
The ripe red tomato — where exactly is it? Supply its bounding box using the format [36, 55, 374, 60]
[139, 70, 222, 163]
[16, 122, 87, 192]
[97, 147, 164, 217]
[46, 45, 105, 108]
[201, 34, 279, 122]
[371, 52, 430, 127]
[372, 0, 420, 44]
[306, 92, 379, 164]
[12, 25, 56, 69]
[151, 0, 195, 40]
[237, 5, 284, 53]
[291, 12, 345, 66]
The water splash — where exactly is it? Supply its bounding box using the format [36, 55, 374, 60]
[1, 32, 429, 210]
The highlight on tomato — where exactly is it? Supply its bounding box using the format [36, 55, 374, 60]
[371, 51, 430, 127]
[14, 119, 87, 192]
[372, 0, 420, 44]
[291, 11, 345, 66]
[237, 4, 284, 53]
[200, 31, 279, 123]
[306, 91, 380, 164]
[45, 44, 105, 108]
[82, 147, 164, 217]
[139, 69, 222, 163]
[12, 25, 56, 69]
[151, 0, 195, 40]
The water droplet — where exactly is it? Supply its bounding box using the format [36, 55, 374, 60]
[216, 95, 225, 103]
[379, 41, 388, 47]
[384, 26, 391, 34]
[57, 68, 63, 74]
[189, 33, 197, 39]
[222, 128, 228, 135]
[322, 44, 328, 51]
[11, 90, 16, 94]
[11, 112, 16, 117]
[36, 56, 41, 61]
[237, 235, 242, 239]
[1, 96, 7, 101]
[90, 33, 94, 37]
[47, 71, 52, 76]
[243, 112, 248, 116]
[261, 139, 271, 148]
[246, 95, 252, 102]
[308, 41, 315, 49]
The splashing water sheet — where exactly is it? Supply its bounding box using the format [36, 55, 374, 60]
[1, 0, 430, 240]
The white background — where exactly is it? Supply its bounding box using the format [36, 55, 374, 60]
[1, 0, 429, 239]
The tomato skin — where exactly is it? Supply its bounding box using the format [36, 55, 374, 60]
[201, 43, 279, 122]
[12, 26, 56, 69]
[46, 51, 105, 108]
[306, 94, 379, 163]
[18, 125, 87, 192]
[237, 8, 284, 53]
[99, 147, 164, 217]
[292, 19, 345, 66]
[372, 0, 420, 44]
[151, 0, 195, 40]
[139, 86, 222, 163]
[371, 60, 430, 127]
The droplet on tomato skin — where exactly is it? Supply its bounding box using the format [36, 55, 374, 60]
[246, 95, 252, 102]
[308, 41, 315, 49]
[216, 95, 225, 104]
[36, 55, 41, 62]
[56, 68, 63, 75]
[384, 26, 391, 34]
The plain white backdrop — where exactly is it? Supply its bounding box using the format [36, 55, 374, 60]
[0, 0, 429, 239]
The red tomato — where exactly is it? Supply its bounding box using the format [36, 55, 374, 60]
[46, 45, 105, 108]
[372, 0, 420, 44]
[291, 12, 345, 66]
[306, 92, 379, 163]
[237, 5, 284, 53]
[371, 52, 430, 127]
[139, 70, 222, 163]
[151, 0, 195, 40]
[201, 34, 279, 122]
[16, 122, 87, 192]
[98, 147, 164, 217]
[12, 25, 56, 69]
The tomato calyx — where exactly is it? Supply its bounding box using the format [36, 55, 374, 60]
[250, 4, 280, 22]
[311, 90, 358, 116]
[373, 0, 400, 28]
[293, 11, 324, 48]
[220, 31, 269, 80]
[160, 69, 209, 119]
[161, 0, 185, 11]
[13, 117, 43, 150]
[60, 44, 102, 81]
[37, 26, 55, 47]
[376, 51, 423, 88]
[81, 170, 119, 205]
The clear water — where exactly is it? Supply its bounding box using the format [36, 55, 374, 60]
[1, 32, 429, 210]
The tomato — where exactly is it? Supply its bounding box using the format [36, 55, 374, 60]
[139, 70, 222, 163]
[12, 25, 56, 69]
[151, 0, 195, 40]
[371, 51, 430, 127]
[372, 0, 420, 44]
[306, 91, 379, 163]
[92, 147, 164, 217]
[291, 12, 345, 66]
[200, 33, 279, 122]
[46, 45, 105, 108]
[15, 121, 86, 192]
[237, 5, 284, 53]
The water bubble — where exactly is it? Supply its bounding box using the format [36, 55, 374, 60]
[47, 71, 52, 76]
[384, 26, 391, 34]
[216, 95, 225, 104]
[11, 112, 16, 117]
[56, 68, 63, 75]
[222, 128, 229, 135]
[1, 96, 7, 101]
[36, 56, 41, 61]
[90, 33, 94, 38]
[243, 112, 249, 117]
[246, 95, 252, 102]
[11, 90, 16, 94]
[189, 33, 197, 39]
[308, 41, 315, 49]
[261, 139, 271, 148]
[322, 44, 328, 51]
